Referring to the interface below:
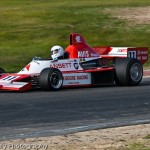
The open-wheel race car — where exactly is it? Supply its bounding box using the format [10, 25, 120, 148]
[0, 33, 148, 91]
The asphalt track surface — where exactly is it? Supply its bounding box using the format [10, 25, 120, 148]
[0, 77, 150, 141]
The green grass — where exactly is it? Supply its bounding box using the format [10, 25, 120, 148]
[145, 134, 150, 139]
[0, 0, 150, 72]
[124, 134, 150, 150]
[127, 143, 150, 150]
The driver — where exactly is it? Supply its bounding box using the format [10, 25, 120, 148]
[51, 45, 64, 60]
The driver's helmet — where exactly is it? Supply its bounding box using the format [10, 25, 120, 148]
[51, 45, 64, 60]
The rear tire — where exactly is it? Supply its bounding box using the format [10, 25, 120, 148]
[115, 58, 143, 86]
[38, 68, 63, 91]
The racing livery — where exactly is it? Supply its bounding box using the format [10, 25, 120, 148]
[0, 33, 148, 91]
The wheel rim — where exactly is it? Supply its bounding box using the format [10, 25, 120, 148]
[49, 71, 62, 89]
[130, 63, 142, 82]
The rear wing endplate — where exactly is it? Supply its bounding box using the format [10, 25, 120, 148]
[127, 47, 148, 64]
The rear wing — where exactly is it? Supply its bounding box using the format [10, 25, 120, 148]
[93, 47, 148, 64]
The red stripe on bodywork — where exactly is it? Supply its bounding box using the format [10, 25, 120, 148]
[25, 64, 31, 71]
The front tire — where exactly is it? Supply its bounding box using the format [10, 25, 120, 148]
[38, 68, 63, 91]
[115, 58, 143, 86]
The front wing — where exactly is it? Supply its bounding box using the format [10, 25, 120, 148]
[0, 73, 32, 91]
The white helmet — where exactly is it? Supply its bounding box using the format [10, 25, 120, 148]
[51, 45, 64, 60]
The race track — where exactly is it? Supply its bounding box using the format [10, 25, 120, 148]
[0, 77, 150, 140]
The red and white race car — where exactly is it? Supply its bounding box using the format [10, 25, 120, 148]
[0, 33, 148, 91]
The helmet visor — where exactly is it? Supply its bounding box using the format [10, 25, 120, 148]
[53, 49, 59, 54]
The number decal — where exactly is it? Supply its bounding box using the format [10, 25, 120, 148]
[1, 76, 20, 81]
[128, 51, 136, 58]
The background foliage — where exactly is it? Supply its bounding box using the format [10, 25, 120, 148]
[0, 0, 149, 71]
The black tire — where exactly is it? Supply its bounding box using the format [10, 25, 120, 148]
[115, 58, 143, 86]
[0, 68, 5, 77]
[38, 68, 63, 91]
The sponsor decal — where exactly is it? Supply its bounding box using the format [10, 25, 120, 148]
[67, 82, 80, 85]
[137, 50, 148, 55]
[139, 50, 148, 55]
[75, 36, 81, 43]
[64, 76, 76, 80]
[73, 60, 79, 70]
[64, 75, 89, 81]
[63, 73, 91, 86]
[142, 56, 148, 60]
[77, 75, 88, 80]
[117, 49, 127, 53]
[136, 55, 148, 61]
[109, 47, 128, 56]
[78, 51, 89, 58]
[50, 63, 72, 69]
[90, 53, 99, 57]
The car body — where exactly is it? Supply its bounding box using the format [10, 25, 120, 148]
[0, 33, 148, 91]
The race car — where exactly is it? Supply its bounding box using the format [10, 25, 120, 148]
[0, 33, 148, 91]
